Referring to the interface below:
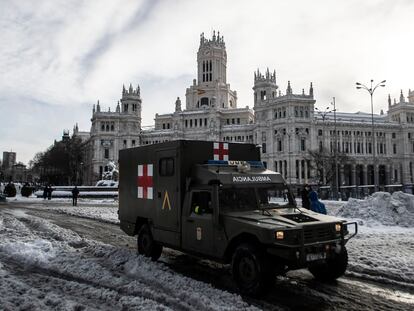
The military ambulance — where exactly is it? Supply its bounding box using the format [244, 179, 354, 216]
[119, 140, 357, 295]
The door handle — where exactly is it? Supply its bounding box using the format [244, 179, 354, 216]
[186, 219, 194, 223]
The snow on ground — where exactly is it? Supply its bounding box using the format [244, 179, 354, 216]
[323, 193, 414, 288]
[6, 195, 119, 224]
[0, 208, 257, 310]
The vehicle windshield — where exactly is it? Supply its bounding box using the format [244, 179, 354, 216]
[257, 185, 295, 209]
[219, 188, 258, 212]
[219, 184, 295, 212]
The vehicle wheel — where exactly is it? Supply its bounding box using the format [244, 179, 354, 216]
[231, 243, 274, 296]
[137, 224, 162, 261]
[308, 246, 348, 281]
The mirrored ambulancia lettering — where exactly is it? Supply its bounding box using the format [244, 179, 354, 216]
[232, 176, 272, 182]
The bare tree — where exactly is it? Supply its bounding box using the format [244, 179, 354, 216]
[307, 148, 353, 186]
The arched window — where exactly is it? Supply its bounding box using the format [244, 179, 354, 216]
[200, 97, 209, 106]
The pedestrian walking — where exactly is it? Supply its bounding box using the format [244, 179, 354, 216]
[309, 190, 327, 214]
[72, 186, 79, 206]
[301, 184, 311, 209]
[43, 185, 48, 200]
[47, 185, 52, 200]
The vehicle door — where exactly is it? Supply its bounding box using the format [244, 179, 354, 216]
[182, 189, 215, 256]
[155, 149, 179, 232]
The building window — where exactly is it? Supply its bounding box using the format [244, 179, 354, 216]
[262, 143, 266, 153]
[296, 160, 299, 179]
[195, 119, 198, 127]
[162, 123, 165, 129]
[190, 119, 193, 127]
[300, 139, 305, 151]
[101, 123, 105, 131]
[237, 118, 240, 124]
[278, 140, 282, 151]
[393, 144, 397, 154]
[104, 149, 109, 159]
[132, 140, 136, 147]
[232, 118, 235, 124]
[167, 123, 170, 129]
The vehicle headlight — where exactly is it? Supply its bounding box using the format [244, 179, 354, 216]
[335, 223, 342, 232]
[275, 231, 284, 240]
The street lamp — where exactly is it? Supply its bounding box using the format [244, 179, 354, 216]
[356, 79, 386, 193]
[330, 98, 339, 200]
[315, 106, 331, 186]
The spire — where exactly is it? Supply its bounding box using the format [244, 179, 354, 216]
[116, 101, 120, 113]
[388, 94, 392, 107]
[302, 88, 305, 95]
[286, 81, 292, 95]
[76, 123, 78, 131]
[175, 97, 182, 112]
[309, 82, 314, 97]
[96, 100, 101, 112]
[122, 84, 126, 95]
[137, 84, 140, 97]
[129, 83, 133, 93]
[400, 90, 405, 103]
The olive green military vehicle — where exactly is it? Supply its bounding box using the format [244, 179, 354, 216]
[119, 140, 357, 295]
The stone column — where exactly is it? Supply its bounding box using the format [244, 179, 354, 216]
[304, 160, 308, 183]
[352, 164, 357, 186]
[365, 164, 369, 186]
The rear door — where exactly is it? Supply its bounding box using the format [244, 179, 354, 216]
[155, 148, 179, 232]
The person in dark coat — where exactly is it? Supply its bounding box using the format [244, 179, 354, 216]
[47, 185, 52, 200]
[43, 185, 48, 200]
[72, 186, 79, 206]
[301, 184, 311, 209]
[309, 190, 327, 214]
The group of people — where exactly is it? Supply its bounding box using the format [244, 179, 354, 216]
[42, 185, 80, 206]
[301, 184, 327, 214]
[42, 185, 53, 200]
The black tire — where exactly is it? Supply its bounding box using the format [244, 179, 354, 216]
[137, 224, 162, 261]
[308, 246, 348, 281]
[231, 243, 274, 296]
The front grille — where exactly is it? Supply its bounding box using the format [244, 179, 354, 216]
[303, 225, 334, 243]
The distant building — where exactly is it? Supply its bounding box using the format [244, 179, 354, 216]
[74, 31, 414, 195]
[2, 151, 16, 170]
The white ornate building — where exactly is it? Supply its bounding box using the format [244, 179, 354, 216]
[77, 31, 414, 195]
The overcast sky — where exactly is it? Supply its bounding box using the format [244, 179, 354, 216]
[1, 0, 413, 164]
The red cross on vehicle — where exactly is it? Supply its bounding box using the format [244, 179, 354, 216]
[213, 142, 229, 161]
[137, 164, 153, 199]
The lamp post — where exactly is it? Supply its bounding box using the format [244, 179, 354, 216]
[330, 98, 339, 200]
[315, 106, 331, 187]
[315, 106, 331, 149]
[356, 79, 386, 193]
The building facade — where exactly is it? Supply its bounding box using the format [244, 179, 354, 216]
[77, 31, 414, 194]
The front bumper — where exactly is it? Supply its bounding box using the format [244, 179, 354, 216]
[267, 221, 358, 267]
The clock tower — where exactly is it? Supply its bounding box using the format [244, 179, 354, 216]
[185, 31, 237, 110]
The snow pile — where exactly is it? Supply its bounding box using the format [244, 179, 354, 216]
[336, 191, 414, 227]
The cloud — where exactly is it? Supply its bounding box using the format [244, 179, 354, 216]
[0, 0, 413, 163]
